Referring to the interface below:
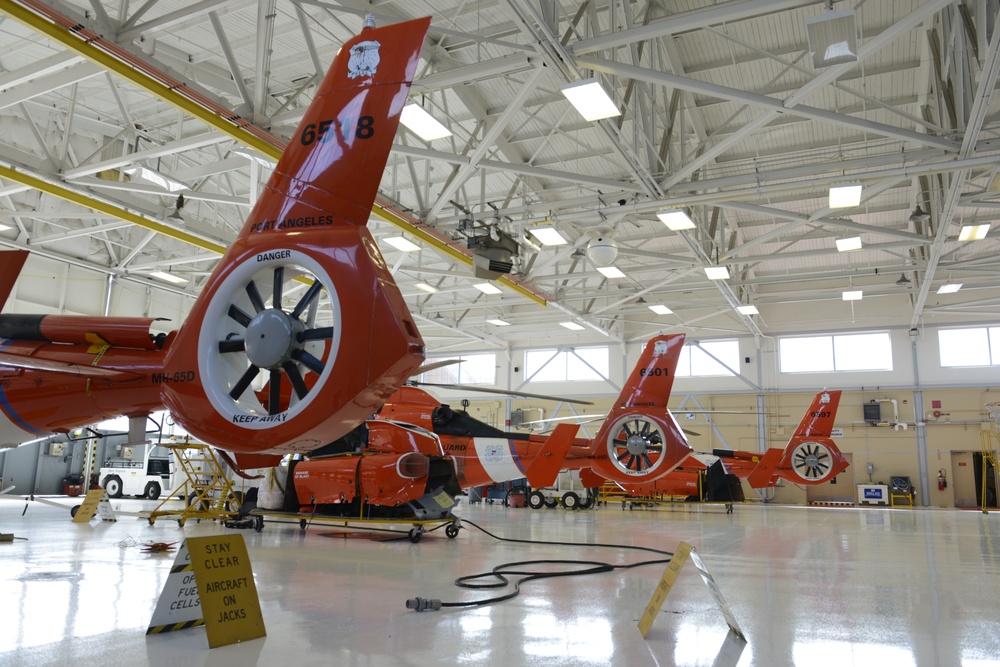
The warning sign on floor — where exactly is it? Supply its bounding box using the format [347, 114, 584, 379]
[147, 534, 264, 648]
[187, 534, 265, 648]
[147, 542, 204, 635]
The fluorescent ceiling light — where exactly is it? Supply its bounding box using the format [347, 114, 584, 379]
[529, 226, 568, 246]
[596, 266, 625, 278]
[829, 182, 862, 208]
[842, 290, 863, 301]
[656, 209, 695, 230]
[806, 9, 859, 69]
[149, 271, 188, 285]
[560, 321, 585, 331]
[704, 266, 730, 280]
[560, 78, 620, 121]
[648, 305, 672, 315]
[123, 165, 188, 193]
[383, 236, 420, 252]
[958, 223, 990, 241]
[736, 305, 759, 315]
[486, 318, 510, 326]
[414, 283, 438, 293]
[836, 235, 862, 252]
[400, 103, 452, 141]
[474, 283, 502, 295]
[936, 283, 962, 294]
[0, 222, 10, 232]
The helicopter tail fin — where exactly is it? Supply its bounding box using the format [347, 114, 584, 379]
[587, 334, 692, 484]
[0, 250, 28, 309]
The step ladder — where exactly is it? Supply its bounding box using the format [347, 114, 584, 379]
[146, 440, 240, 526]
[980, 403, 1000, 515]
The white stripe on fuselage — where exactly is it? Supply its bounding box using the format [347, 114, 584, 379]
[473, 438, 524, 483]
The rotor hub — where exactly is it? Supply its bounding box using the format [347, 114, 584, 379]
[625, 433, 649, 455]
[244, 308, 303, 369]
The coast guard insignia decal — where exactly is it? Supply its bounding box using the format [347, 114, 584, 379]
[347, 41, 381, 78]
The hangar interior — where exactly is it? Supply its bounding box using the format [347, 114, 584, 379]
[2, 0, 1000, 665]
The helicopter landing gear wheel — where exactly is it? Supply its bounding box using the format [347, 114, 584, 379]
[527, 491, 545, 509]
[562, 491, 580, 509]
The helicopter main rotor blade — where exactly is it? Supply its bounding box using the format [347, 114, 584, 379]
[411, 359, 463, 376]
[409, 381, 594, 406]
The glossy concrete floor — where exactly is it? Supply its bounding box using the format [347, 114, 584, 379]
[2, 496, 999, 667]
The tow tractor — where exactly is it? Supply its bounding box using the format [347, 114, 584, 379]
[99, 445, 174, 500]
[526, 470, 597, 510]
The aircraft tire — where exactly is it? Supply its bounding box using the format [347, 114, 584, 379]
[527, 491, 545, 509]
[543, 499, 558, 509]
[144, 482, 161, 501]
[105, 476, 123, 499]
[562, 491, 580, 510]
[70, 504, 80, 518]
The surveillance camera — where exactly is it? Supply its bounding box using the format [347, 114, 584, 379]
[586, 235, 618, 266]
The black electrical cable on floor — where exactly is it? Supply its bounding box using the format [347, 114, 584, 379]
[405, 519, 674, 612]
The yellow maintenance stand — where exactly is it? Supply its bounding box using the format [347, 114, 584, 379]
[146, 440, 241, 526]
[981, 403, 1000, 515]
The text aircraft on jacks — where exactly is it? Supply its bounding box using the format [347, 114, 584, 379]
[282, 334, 697, 518]
[610, 390, 849, 500]
[0, 17, 432, 468]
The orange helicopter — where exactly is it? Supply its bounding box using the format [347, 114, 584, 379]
[604, 390, 849, 502]
[282, 333, 695, 517]
[0, 16, 431, 468]
[279, 347, 848, 520]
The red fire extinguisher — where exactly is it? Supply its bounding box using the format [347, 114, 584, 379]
[938, 469, 947, 491]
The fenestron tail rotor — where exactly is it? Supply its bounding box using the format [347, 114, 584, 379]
[790, 441, 833, 481]
[606, 415, 667, 477]
[210, 259, 338, 417]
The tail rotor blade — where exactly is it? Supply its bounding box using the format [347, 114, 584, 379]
[228, 304, 252, 328]
[268, 370, 281, 415]
[272, 266, 284, 310]
[229, 365, 259, 400]
[246, 281, 265, 313]
[291, 349, 325, 375]
[298, 326, 334, 342]
[291, 281, 323, 320]
[218, 338, 246, 353]
[283, 362, 309, 400]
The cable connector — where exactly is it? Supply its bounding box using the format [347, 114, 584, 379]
[405, 597, 442, 612]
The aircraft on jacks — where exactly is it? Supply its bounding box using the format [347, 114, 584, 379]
[0, 16, 432, 466]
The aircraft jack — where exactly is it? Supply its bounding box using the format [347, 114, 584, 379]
[145, 442, 241, 527]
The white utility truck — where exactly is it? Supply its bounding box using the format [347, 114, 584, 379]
[99, 445, 174, 500]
